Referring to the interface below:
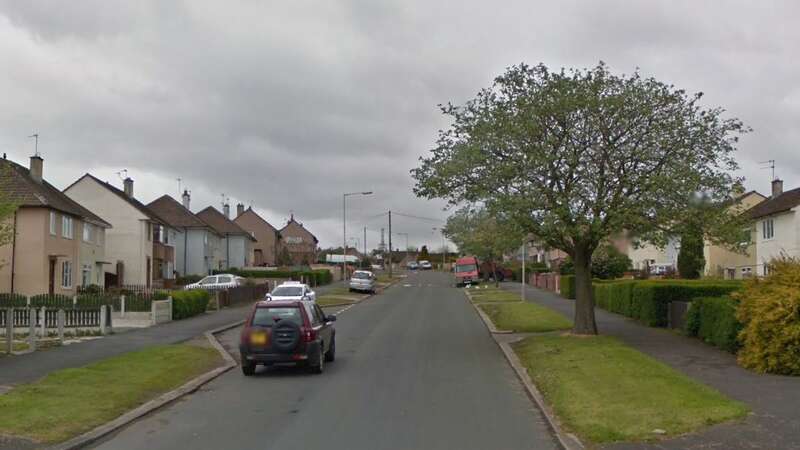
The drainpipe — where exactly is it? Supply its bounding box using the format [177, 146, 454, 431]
[10, 210, 17, 294]
[183, 229, 188, 276]
[226, 234, 230, 269]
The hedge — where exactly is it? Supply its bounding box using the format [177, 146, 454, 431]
[0, 293, 29, 307]
[561, 275, 576, 299]
[213, 268, 333, 286]
[170, 290, 211, 320]
[594, 281, 636, 316]
[685, 296, 741, 353]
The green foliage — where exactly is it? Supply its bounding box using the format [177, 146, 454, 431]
[276, 246, 293, 266]
[170, 290, 211, 320]
[0, 165, 18, 260]
[175, 275, 204, 285]
[735, 258, 800, 375]
[594, 281, 636, 316]
[0, 293, 28, 307]
[418, 245, 430, 261]
[685, 296, 741, 353]
[28, 294, 74, 308]
[443, 206, 525, 272]
[678, 225, 705, 279]
[560, 244, 631, 279]
[561, 275, 576, 299]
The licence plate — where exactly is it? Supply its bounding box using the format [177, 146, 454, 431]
[250, 332, 268, 346]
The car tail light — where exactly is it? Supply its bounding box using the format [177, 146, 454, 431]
[240, 325, 251, 346]
[302, 327, 317, 343]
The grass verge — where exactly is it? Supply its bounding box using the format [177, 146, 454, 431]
[469, 291, 523, 303]
[478, 302, 572, 332]
[317, 295, 359, 307]
[0, 343, 221, 443]
[513, 335, 748, 444]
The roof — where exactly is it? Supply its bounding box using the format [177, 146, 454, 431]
[280, 216, 319, 243]
[196, 206, 255, 239]
[147, 195, 216, 231]
[66, 173, 167, 225]
[0, 158, 111, 227]
[747, 187, 800, 219]
[234, 207, 279, 232]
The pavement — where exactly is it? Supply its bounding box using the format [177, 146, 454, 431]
[0, 281, 348, 387]
[502, 282, 800, 450]
[87, 271, 559, 450]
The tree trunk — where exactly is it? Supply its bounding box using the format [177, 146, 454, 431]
[492, 261, 499, 287]
[572, 245, 598, 335]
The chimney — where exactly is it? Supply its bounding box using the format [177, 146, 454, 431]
[223, 203, 230, 219]
[236, 203, 244, 217]
[181, 190, 191, 209]
[772, 179, 783, 198]
[123, 177, 134, 197]
[29, 155, 44, 183]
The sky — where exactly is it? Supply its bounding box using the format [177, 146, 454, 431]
[1, 1, 799, 251]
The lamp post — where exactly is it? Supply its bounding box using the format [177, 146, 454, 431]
[433, 227, 446, 270]
[343, 191, 372, 279]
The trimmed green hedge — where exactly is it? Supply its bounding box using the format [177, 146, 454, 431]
[170, 290, 211, 320]
[213, 268, 333, 286]
[561, 275, 576, 299]
[685, 296, 741, 353]
[593, 280, 742, 327]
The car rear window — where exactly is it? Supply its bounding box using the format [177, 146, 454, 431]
[272, 286, 303, 296]
[251, 307, 303, 327]
[352, 272, 371, 279]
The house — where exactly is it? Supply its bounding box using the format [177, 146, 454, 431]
[233, 204, 280, 266]
[147, 191, 222, 276]
[747, 179, 800, 276]
[64, 174, 175, 288]
[196, 205, 254, 269]
[278, 214, 319, 266]
[0, 155, 111, 296]
[627, 237, 680, 274]
[703, 190, 766, 279]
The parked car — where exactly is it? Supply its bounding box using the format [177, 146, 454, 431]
[265, 281, 317, 303]
[349, 270, 376, 293]
[407, 261, 419, 270]
[184, 274, 242, 291]
[419, 260, 433, 270]
[454, 256, 480, 287]
[370, 263, 383, 271]
[239, 300, 336, 375]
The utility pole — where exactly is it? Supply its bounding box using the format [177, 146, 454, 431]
[343, 191, 373, 280]
[364, 227, 367, 262]
[521, 241, 526, 300]
[388, 211, 393, 277]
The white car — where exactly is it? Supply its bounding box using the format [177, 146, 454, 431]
[184, 274, 242, 291]
[419, 260, 433, 270]
[266, 281, 317, 303]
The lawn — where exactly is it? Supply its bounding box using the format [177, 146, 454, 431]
[478, 302, 572, 332]
[469, 290, 523, 303]
[317, 295, 359, 307]
[0, 344, 221, 443]
[513, 335, 748, 444]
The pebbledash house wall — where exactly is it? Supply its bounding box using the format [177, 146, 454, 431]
[221, 234, 249, 269]
[180, 228, 218, 276]
[65, 179, 153, 286]
[0, 207, 87, 297]
[754, 207, 799, 276]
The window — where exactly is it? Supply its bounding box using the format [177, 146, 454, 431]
[82, 264, 92, 286]
[62, 216, 73, 239]
[251, 307, 303, 327]
[762, 219, 774, 239]
[271, 286, 303, 296]
[455, 264, 477, 273]
[147, 223, 152, 241]
[96, 228, 102, 246]
[218, 275, 233, 283]
[83, 223, 92, 242]
[61, 261, 72, 288]
[199, 276, 217, 285]
[49, 212, 57, 235]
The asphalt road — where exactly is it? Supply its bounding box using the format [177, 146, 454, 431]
[90, 271, 558, 450]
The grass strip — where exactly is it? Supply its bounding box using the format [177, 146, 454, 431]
[317, 295, 358, 306]
[513, 335, 748, 444]
[470, 292, 522, 303]
[478, 302, 572, 332]
[0, 344, 221, 443]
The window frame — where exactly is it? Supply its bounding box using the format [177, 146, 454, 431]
[762, 218, 774, 240]
[49, 211, 57, 235]
[83, 223, 92, 242]
[62, 216, 73, 239]
[61, 261, 73, 288]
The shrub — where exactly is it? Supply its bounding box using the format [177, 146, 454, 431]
[561, 275, 576, 299]
[678, 225, 705, 279]
[594, 281, 636, 316]
[685, 296, 741, 353]
[175, 275, 204, 286]
[171, 290, 211, 320]
[29, 294, 73, 308]
[0, 293, 28, 307]
[632, 281, 742, 327]
[559, 244, 631, 280]
[735, 258, 800, 375]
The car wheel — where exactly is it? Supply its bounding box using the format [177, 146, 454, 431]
[310, 344, 324, 374]
[241, 360, 256, 376]
[324, 336, 336, 362]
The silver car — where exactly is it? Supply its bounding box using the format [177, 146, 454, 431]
[265, 282, 317, 303]
[349, 270, 376, 293]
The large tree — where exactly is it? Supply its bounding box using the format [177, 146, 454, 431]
[413, 62, 745, 334]
[0, 166, 18, 268]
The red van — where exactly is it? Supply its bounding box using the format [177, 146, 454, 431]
[454, 256, 480, 287]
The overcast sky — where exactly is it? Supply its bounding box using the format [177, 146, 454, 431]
[1, 1, 798, 251]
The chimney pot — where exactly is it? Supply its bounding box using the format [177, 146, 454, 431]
[29, 155, 44, 183]
[123, 177, 134, 198]
[181, 190, 191, 209]
[223, 203, 230, 219]
[236, 203, 244, 217]
[772, 179, 783, 198]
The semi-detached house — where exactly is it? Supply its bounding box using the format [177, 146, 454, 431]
[147, 191, 222, 276]
[233, 204, 280, 267]
[0, 155, 111, 296]
[65, 174, 176, 288]
[747, 179, 800, 276]
[196, 205, 254, 270]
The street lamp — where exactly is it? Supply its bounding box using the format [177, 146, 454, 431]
[433, 227, 446, 270]
[343, 191, 372, 279]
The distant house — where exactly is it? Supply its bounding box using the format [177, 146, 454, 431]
[64, 174, 175, 288]
[147, 191, 222, 276]
[233, 204, 280, 266]
[703, 190, 766, 279]
[196, 205, 254, 269]
[0, 155, 111, 296]
[627, 237, 680, 274]
[278, 214, 319, 266]
[747, 179, 800, 276]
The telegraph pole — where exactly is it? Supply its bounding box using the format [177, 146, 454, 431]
[364, 227, 367, 261]
[388, 211, 393, 277]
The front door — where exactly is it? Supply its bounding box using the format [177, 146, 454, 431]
[254, 249, 264, 266]
[146, 257, 151, 288]
[48, 259, 56, 294]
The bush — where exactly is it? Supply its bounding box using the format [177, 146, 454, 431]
[678, 225, 705, 279]
[632, 281, 742, 327]
[29, 294, 73, 308]
[594, 281, 636, 316]
[561, 275, 576, 299]
[735, 258, 800, 375]
[685, 296, 741, 353]
[170, 290, 211, 320]
[0, 293, 28, 307]
[176, 275, 204, 286]
[559, 244, 631, 280]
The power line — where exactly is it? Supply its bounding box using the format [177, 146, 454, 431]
[392, 212, 444, 223]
